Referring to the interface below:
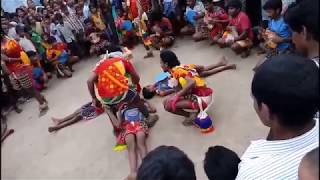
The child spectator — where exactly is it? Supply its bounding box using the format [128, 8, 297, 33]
[262, 0, 292, 56]
[137, 146, 196, 180]
[218, 0, 254, 58]
[90, 6, 106, 32]
[204, 146, 241, 180]
[48, 102, 104, 132]
[149, 11, 174, 50]
[180, 0, 205, 36]
[45, 36, 77, 78]
[298, 147, 319, 180]
[27, 51, 48, 91]
[207, 0, 229, 44]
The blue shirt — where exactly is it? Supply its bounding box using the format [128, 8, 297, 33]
[268, 17, 292, 51]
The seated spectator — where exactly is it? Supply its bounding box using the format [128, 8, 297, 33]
[88, 32, 109, 56]
[206, 0, 229, 44]
[180, 0, 205, 36]
[217, 0, 254, 58]
[298, 147, 319, 180]
[204, 146, 241, 180]
[149, 11, 174, 50]
[15, 25, 37, 53]
[236, 54, 319, 179]
[45, 36, 77, 78]
[137, 145, 196, 180]
[284, 0, 319, 67]
[261, 0, 292, 57]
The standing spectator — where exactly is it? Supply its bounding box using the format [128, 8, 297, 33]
[66, 0, 76, 14]
[236, 54, 319, 179]
[137, 146, 196, 180]
[55, 13, 80, 58]
[284, 0, 319, 67]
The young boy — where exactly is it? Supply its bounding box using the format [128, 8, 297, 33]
[217, 0, 254, 58]
[262, 0, 292, 56]
[204, 146, 241, 180]
[48, 102, 104, 132]
[284, 0, 319, 67]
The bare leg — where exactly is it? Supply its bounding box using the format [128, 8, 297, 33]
[125, 134, 138, 180]
[199, 64, 236, 77]
[204, 56, 228, 71]
[1, 129, 14, 143]
[48, 116, 83, 133]
[51, 108, 82, 125]
[136, 131, 147, 160]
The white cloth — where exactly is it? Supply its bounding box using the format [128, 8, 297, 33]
[8, 27, 19, 40]
[19, 37, 37, 52]
[236, 120, 319, 180]
[185, 1, 205, 16]
[56, 23, 76, 43]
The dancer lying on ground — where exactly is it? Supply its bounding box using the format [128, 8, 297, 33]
[48, 102, 104, 133]
[107, 99, 156, 180]
[160, 50, 216, 126]
[143, 56, 236, 99]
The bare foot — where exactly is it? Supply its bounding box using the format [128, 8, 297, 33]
[51, 117, 60, 125]
[48, 127, 56, 133]
[218, 56, 228, 66]
[146, 114, 159, 128]
[227, 64, 237, 70]
[143, 52, 154, 59]
[126, 172, 137, 180]
[182, 113, 197, 126]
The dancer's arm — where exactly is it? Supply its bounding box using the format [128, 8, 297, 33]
[87, 72, 100, 106]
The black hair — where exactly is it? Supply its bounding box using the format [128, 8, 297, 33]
[204, 146, 240, 180]
[137, 146, 196, 180]
[226, 0, 242, 10]
[150, 10, 163, 22]
[84, 18, 92, 24]
[142, 87, 156, 99]
[263, 0, 282, 11]
[160, 50, 180, 69]
[26, 51, 37, 58]
[15, 7, 25, 14]
[105, 44, 122, 53]
[47, 36, 57, 44]
[54, 13, 63, 21]
[284, 0, 319, 42]
[252, 54, 319, 128]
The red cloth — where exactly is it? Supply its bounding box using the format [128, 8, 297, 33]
[209, 8, 228, 39]
[229, 11, 254, 40]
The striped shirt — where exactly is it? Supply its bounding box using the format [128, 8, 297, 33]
[236, 120, 319, 180]
[64, 13, 84, 33]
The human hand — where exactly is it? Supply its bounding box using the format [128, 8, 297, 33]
[92, 97, 102, 108]
[170, 95, 180, 111]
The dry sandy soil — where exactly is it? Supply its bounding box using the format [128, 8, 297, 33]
[1, 38, 268, 180]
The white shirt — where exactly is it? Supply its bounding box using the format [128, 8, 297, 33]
[19, 36, 37, 52]
[56, 23, 75, 43]
[8, 27, 19, 40]
[236, 120, 319, 180]
[185, 1, 205, 16]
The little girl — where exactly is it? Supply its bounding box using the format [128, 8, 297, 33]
[48, 102, 104, 133]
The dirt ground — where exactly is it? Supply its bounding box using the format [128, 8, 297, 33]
[1, 38, 268, 180]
